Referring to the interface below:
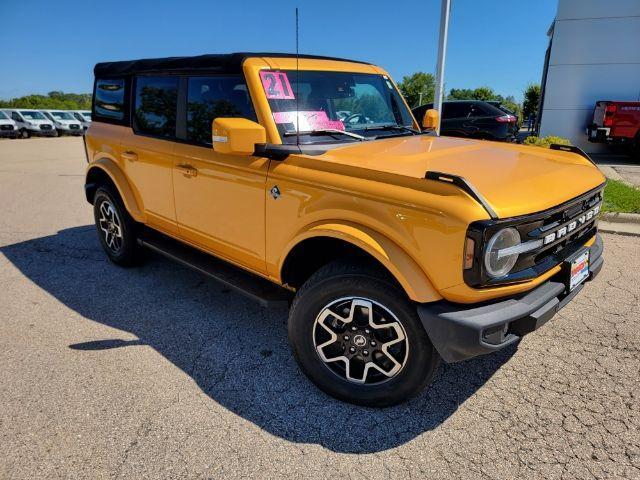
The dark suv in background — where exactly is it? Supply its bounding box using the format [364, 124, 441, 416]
[413, 100, 517, 141]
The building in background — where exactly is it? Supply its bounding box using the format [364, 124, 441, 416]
[538, 0, 640, 153]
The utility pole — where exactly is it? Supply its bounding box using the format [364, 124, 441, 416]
[433, 0, 451, 136]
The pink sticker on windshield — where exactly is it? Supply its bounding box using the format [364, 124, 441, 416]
[273, 111, 345, 131]
[260, 71, 295, 99]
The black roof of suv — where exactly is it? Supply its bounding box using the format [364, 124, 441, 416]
[94, 52, 370, 77]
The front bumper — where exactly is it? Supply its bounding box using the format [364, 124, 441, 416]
[0, 129, 18, 138]
[31, 128, 57, 137]
[418, 234, 604, 363]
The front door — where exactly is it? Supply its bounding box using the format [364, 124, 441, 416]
[172, 75, 269, 274]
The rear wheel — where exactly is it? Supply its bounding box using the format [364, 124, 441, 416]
[288, 261, 440, 407]
[93, 186, 141, 266]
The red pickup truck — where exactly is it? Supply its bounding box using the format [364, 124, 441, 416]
[587, 101, 640, 158]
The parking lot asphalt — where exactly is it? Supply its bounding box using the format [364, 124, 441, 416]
[1, 137, 639, 480]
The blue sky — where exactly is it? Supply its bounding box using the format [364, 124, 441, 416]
[0, 0, 557, 101]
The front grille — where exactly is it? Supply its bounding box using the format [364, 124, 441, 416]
[465, 186, 604, 287]
[0, 124, 13, 131]
[70, 124, 80, 130]
[40, 124, 52, 130]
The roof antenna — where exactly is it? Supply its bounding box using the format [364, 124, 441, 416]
[295, 7, 300, 148]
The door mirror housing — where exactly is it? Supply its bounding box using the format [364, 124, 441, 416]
[212, 118, 266, 156]
[421, 109, 439, 130]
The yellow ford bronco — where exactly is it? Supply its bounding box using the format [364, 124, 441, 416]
[85, 53, 605, 406]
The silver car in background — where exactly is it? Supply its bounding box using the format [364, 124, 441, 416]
[2, 109, 57, 138]
[40, 110, 84, 136]
[69, 110, 92, 131]
[0, 110, 19, 138]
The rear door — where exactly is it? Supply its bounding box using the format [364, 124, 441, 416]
[441, 102, 472, 137]
[121, 76, 180, 234]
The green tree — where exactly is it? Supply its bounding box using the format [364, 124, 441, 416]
[0, 91, 92, 110]
[398, 72, 435, 108]
[522, 84, 541, 120]
[448, 86, 499, 101]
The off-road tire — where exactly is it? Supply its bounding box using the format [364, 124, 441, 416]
[288, 260, 440, 407]
[93, 186, 141, 266]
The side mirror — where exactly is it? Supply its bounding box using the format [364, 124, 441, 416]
[212, 118, 266, 156]
[421, 109, 439, 130]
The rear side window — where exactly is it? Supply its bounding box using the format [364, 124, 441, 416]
[133, 76, 179, 138]
[95, 79, 125, 120]
[442, 103, 471, 119]
[187, 76, 256, 145]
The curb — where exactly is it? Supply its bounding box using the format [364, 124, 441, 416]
[600, 212, 640, 224]
[599, 212, 640, 236]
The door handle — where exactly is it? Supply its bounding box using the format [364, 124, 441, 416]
[176, 163, 198, 177]
[122, 150, 138, 162]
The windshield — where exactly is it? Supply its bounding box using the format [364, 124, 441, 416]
[0, 111, 8, 120]
[261, 70, 415, 144]
[51, 111, 74, 120]
[20, 110, 46, 120]
[81, 111, 91, 120]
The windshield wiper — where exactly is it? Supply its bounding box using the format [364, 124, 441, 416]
[363, 123, 419, 135]
[284, 129, 368, 141]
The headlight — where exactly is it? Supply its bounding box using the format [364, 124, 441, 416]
[484, 227, 521, 278]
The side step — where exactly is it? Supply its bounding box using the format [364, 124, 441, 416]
[138, 229, 292, 309]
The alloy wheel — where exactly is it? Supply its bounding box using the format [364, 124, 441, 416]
[98, 199, 124, 253]
[313, 297, 409, 385]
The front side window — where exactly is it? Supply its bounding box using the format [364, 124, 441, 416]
[11, 112, 22, 121]
[133, 76, 178, 138]
[261, 70, 415, 144]
[187, 76, 256, 145]
[20, 110, 46, 120]
[95, 79, 125, 120]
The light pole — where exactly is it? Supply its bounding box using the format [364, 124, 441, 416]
[433, 0, 451, 136]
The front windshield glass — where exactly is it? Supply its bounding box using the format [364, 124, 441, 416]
[20, 110, 46, 120]
[261, 70, 415, 144]
[0, 111, 8, 120]
[51, 111, 74, 120]
[81, 111, 91, 120]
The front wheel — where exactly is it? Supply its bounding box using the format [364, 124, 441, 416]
[20, 129, 30, 139]
[288, 261, 440, 407]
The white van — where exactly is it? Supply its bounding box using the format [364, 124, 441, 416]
[2, 109, 57, 138]
[41, 110, 84, 136]
[0, 110, 19, 138]
[69, 110, 92, 130]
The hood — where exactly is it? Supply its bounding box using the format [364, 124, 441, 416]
[26, 119, 52, 125]
[313, 135, 606, 218]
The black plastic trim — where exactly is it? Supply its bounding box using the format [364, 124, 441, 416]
[425, 171, 498, 220]
[549, 143, 596, 166]
[254, 143, 328, 160]
[418, 234, 603, 363]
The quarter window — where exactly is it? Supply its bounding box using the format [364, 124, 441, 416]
[187, 76, 256, 145]
[95, 79, 125, 120]
[134, 76, 178, 138]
